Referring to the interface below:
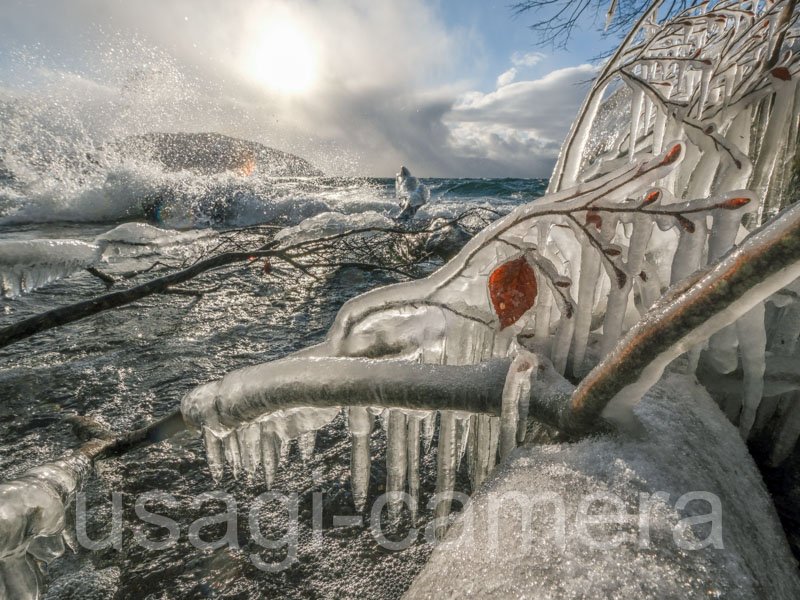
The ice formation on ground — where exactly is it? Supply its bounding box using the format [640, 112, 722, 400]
[405, 373, 800, 599]
[0, 454, 91, 600]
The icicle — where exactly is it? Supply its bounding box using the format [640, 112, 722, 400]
[434, 411, 457, 539]
[488, 417, 500, 471]
[456, 414, 470, 466]
[605, 0, 618, 30]
[421, 411, 436, 453]
[260, 422, 281, 490]
[202, 427, 225, 482]
[551, 313, 575, 375]
[386, 409, 408, 518]
[670, 216, 708, 285]
[468, 414, 493, 491]
[629, 88, 645, 161]
[753, 69, 796, 223]
[298, 431, 316, 463]
[407, 413, 422, 518]
[348, 407, 373, 512]
[223, 434, 242, 479]
[601, 212, 654, 357]
[500, 350, 536, 459]
[237, 423, 262, 481]
[736, 302, 767, 439]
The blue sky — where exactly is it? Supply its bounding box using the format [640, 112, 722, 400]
[0, 0, 618, 178]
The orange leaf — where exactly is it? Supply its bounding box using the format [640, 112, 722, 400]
[586, 209, 603, 230]
[488, 257, 538, 330]
[772, 67, 791, 81]
[660, 144, 682, 166]
[718, 197, 751, 210]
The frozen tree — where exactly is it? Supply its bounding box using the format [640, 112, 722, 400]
[4, 1, 800, 597]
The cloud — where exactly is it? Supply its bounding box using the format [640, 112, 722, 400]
[444, 64, 599, 176]
[496, 68, 517, 88]
[0, 0, 594, 178]
[511, 51, 546, 67]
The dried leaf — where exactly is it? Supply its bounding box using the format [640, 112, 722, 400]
[604, 247, 622, 256]
[488, 257, 538, 330]
[639, 270, 648, 282]
[718, 197, 751, 210]
[586, 209, 603, 230]
[772, 66, 792, 81]
[677, 215, 696, 233]
[555, 279, 572, 288]
[264, 260, 273, 275]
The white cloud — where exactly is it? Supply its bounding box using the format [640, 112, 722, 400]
[444, 64, 599, 176]
[496, 68, 517, 88]
[511, 51, 546, 67]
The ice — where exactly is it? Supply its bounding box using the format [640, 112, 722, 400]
[596, 200, 800, 429]
[736, 303, 767, 439]
[273, 211, 394, 245]
[433, 412, 458, 539]
[0, 453, 91, 600]
[385, 410, 408, 518]
[181, 357, 512, 489]
[406, 413, 423, 517]
[347, 407, 373, 511]
[174, 0, 800, 543]
[395, 166, 429, 220]
[405, 375, 800, 598]
[0, 239, 102, 298]
[94, 222, 216, 247]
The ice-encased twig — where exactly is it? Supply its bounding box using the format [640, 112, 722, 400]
[0, 453, 91, 600]
[567, 200, 800, 432]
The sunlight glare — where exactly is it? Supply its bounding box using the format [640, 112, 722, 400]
[247, 21, 317, 94]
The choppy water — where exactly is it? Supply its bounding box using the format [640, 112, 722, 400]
[0, 173, 546, 599]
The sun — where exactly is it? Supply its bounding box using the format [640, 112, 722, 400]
[246, 21, 317, 94]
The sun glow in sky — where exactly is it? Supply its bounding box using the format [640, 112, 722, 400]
[246, 20, 317, 94]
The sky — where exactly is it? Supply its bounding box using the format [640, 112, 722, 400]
[0, 0, 615, 178]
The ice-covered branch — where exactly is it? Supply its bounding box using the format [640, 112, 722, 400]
[565, 200, 800, 432]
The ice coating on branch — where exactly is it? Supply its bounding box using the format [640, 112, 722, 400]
[181, 356, 512, 488]
[0, 239, 102, 298]
[179, 0, 800, 536]
[0, 454, 91, 600]
[273, 211, 394, 245]
[94, 222, 216, 247]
